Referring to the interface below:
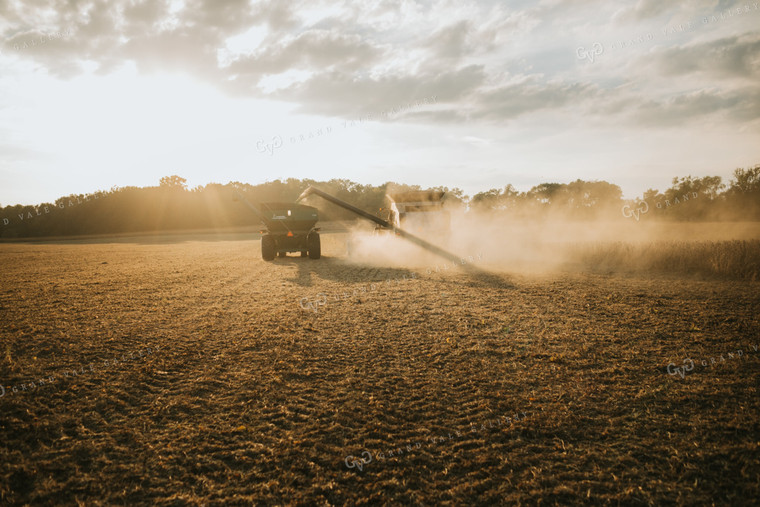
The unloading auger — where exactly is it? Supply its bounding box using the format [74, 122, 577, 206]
[296, 186, 478, 270]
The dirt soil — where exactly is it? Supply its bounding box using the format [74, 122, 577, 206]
[1, 234, 758, 505]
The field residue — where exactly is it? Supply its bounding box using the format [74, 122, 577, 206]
[0, 228, 758, 504]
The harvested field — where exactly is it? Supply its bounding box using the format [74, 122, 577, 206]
[1, 230, 759, 505]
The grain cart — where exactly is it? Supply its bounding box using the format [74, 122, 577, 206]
[258, 202, 321, 261]
[232, 190, 322, 261]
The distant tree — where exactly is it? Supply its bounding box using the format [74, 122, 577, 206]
[497, 184, 522, 211]
[725, 165, 760, 219]
[642, 188, 662, 203]
[527, 183, 563, 205]
[654, 175, 725, 219]
[728, 166, 760, 194]
[3, 169, 757, 239]
[159, 175, 188, 190]
[666, 175, 724, 201]
[471, 188, 501, 211]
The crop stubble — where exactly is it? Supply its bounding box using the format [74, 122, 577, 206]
[0, 236, 758, 505]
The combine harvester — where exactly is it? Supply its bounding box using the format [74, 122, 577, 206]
[376, 190, 450, 241]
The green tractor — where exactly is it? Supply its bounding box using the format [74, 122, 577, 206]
[258, 202, 321, 261]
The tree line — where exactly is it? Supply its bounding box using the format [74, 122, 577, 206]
[1, 166, 758, 238]
[470, 166, 759, 220]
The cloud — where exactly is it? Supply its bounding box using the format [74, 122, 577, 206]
[122, 0, 171, 27]
[652, 33, 760, 80]
[271, 64, 486, 117]
[226, 29, 383, 79]
[463, 135, 490, 146]
[425, 20, 472, 60]
[597, 32, 760, 128]
[626, 0, 681, 21]
[472, 78, 597, 121]
[1, 0, 758, 133]
[629, 87, 760, 126]
[612, 0, 718, 23]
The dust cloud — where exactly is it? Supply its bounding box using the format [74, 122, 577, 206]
[341, 208, 760, 276]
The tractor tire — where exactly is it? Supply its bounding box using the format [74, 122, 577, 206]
[261, 235, 275, 261]
[308, 232, 321, 259]
[278, 251, 287, 258]
[300, 251, 308, 257]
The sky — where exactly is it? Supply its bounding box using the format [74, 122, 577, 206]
[1, 0, 758, 206]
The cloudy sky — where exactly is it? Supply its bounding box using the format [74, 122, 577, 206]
[1, 0, 758, 206]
